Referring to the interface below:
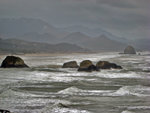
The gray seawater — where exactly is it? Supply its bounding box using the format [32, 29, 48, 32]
[0, 52, 150, 113]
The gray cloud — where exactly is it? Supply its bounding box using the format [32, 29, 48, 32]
[0, 0, 149, 39]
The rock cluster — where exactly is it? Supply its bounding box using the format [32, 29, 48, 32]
[63, 60, 122, 72]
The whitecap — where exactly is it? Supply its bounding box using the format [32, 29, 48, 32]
[121, 110, 135, 113]
[57, 86, 113, 96]
[110, 85, 150, 97]
[50, 107, 91, 113]
[127, 106, 150, 110]
[95, 71, 144, 79]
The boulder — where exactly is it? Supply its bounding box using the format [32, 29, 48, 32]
[1, 56, 29, 68]
[62, 61, 79, 68]
[124, 46, 136, 54]
[78, 60, 99, 72]
[79, 60, 93, 68]
[96, 61, 122, 69]
[0, 109, 10, 113]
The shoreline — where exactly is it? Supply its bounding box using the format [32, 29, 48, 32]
[0, 52, 97, 58]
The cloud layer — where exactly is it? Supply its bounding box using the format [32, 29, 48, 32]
[0, 0, 149, 39]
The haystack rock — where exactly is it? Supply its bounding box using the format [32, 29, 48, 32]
[124, 46, 136, 54]
[62, 61, 79, 68]
[1, 56, 29, 68]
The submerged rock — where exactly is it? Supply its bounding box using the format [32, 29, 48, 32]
[78, 60, 99, 72]
[96, 61, 122, 69]
[62, 61, 79, 68]
[124, 46, 136, 54]
[1, 56, 29, 68]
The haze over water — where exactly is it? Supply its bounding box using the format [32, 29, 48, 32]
[0, 52, 150, 113]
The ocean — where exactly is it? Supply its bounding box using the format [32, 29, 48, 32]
[0, 52, 150, 113]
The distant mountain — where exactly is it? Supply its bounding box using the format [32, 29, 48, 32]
[62, 33, 126, 52]
[62, 25, 127, 43]
[0, 38, 88, 53]
[1, 18, 148, 52]
[17, 32, 58, 44]
[62, 32, 91, 45]
[82, 35, 127, 52]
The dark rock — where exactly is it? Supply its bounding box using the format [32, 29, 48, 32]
[124, 46, 136, 54]
[78, 60, 99, 72]
[0, 109, 10, 113]
[79, 60, 93, 68]
[1, 56, 29, 68]
[87, 65, 100, 71]
[62, 61, 79, 68]
[96, 61, 122, 69]
[78, 65, 100, 72]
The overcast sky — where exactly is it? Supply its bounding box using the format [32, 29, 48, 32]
[0, 0, 150, 39]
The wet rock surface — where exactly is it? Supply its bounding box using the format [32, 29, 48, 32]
[1, 56, 29, 68]
[62, 61, 79, 68]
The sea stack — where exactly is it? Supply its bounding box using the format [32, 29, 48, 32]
[124, 46, 136, 54]
[1, 56, 29, 68]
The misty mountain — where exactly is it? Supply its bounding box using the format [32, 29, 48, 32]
[0, 38, 88, 53]
[61, 32, 126, 52]
[62, 25, 128, 43]
[81, 35, 126, 52]
[62, 32, 91, 45]
[17, 32, 58, 44]
[0, 18, 149, 51]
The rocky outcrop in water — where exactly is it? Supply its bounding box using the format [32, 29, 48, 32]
[62, 61, 79, 68]
[1, 56, 29, 68]
[124, 46, 136, 54]
[62, 60, 122, 72]
[96, 61, 122, 69]
[78, 60, 99, 72]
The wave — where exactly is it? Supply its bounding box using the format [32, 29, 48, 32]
[95, 71, 145, 79]
[30, 67, 67, 73]
[40, 100, 91, 113]
[57, 85, 150, 97]
[57, 86, 113, 95]
[50, 107, 91, 113]
[110, 85, 150, 97]
[0, 88, 39, 98]
[121, 110, 135, 113]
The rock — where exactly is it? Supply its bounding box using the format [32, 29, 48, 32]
[78, 60, 99, 72]
[96, 61, 122, 69]
[124, 46, 136, 54]
[79, 60, 93, 68]
[0, 109, 10, 113]
[62, 61, 79, 68]
[1, 56, 29, 68]
[87, 65, 100, 71]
